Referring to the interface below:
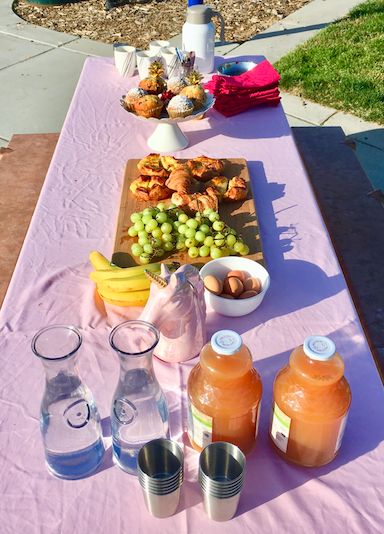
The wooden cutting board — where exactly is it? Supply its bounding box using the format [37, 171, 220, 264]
[112, 158, 264, 268]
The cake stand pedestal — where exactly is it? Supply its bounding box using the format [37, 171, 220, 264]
[147, 121, 188, 152]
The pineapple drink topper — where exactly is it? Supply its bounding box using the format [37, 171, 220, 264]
[148, 60, 165, 79]
[186, 70, 204, 85]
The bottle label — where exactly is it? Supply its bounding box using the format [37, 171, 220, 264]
[188, 402, 213, 449]
[335, 413, 348, 453]
[270, 402, 291, 453]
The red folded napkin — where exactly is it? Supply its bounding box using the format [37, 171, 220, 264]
[204, 59, 281, 117]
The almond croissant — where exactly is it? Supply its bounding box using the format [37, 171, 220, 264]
[165, 166, 194, 194]
[172, 187, 219, 213]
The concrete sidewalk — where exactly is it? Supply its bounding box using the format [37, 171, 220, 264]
[1, 0, 383, 371]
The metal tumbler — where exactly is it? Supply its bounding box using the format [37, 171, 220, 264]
[199, 441, 246, 521]
[138, 439, 184, 518]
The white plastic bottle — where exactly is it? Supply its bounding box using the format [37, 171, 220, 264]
[182, 5, 225, 74]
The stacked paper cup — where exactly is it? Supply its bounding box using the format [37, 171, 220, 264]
[138, 439, 184, 518]
[199, 442, 246, 521]
[161, 47, 181, 79]
[114, 44, 136, 77]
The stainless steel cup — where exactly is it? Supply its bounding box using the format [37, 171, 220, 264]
[138, 439, 184, 518]
[199, 442, 246, 521]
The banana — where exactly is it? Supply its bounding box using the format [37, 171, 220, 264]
[89, 251, 117, 271]
[89, 263, 160, 282]
[98, 276, 151, 292]
[98, 287, 150, 307]
[89, 251, 168, 308]
[100, 295, 149, 308]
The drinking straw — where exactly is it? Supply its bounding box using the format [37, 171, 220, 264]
[175, 48, 183, 63]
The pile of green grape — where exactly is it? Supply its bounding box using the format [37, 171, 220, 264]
[127, 203, 249, 264]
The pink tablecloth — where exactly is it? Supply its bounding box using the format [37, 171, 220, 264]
[1, 57, 383, 534]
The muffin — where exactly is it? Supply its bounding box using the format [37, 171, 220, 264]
[134, 95, 164, 119]
[124, 88, 147, 111]
[167, 95, 194, 119]
[138, 60, 166, 95]
[167, 76, 188, 95]
[139, 76, 166, 95]
[180, 85, 206, 110]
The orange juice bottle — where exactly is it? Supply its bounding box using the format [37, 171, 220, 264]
[270, 336, 351, 467]
[187, 330, 262, 454]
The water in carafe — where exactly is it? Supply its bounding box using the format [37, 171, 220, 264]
[109, 320, 169, 474]
[32, 325, 105, 479]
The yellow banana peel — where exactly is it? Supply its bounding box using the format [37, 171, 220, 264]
[99, 295, 149, 307]
[89, 263, 160, 282]
[98, 287, 150, 306]
[98, 276, 151, 292]
[89, 251, 117, 271]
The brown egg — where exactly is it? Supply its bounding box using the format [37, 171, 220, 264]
[223, 276, 244, 298]
[220, 293, 235, 299]
[203, 275, 223, 295]
[239, 290, 259, 299]
[226, 270, 246, 283]
[243, 277, 262, 293]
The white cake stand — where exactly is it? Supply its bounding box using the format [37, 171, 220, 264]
[121, 93, 215, 153]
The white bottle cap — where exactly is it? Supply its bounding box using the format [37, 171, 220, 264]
[211, 330, 242, 355]
[303, 336, 336, 361]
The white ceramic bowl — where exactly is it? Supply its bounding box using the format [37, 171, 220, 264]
[199, 257, 270, 317]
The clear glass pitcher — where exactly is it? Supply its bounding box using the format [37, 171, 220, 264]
[32, 325, 105, 479]
[109, 320, 170, 474]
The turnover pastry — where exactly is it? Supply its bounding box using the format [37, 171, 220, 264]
[130, 175, 172, 201]
[225, 176, 248, 201]
[159, 155, 181, 172]
[137, 153, 169, 178]
[187, 156, 225, 182]
[206, 176, 228, 198]
[206, 175, 248, 201]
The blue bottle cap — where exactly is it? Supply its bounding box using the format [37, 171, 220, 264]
[303, 336, 336, 361]
[211, 330, 242, 355]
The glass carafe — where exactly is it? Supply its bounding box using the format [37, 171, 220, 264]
[109, 320, 169, 474]
[32, 325, 105, 479]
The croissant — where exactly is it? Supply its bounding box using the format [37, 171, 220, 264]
[165, 166, 194, 194]
[172, 187, 219, 213]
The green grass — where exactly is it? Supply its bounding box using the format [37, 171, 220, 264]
[275, 0, 384, 124]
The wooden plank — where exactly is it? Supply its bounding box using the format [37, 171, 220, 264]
[0, 133, 59, 308]
[112, 158, 264, 268]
